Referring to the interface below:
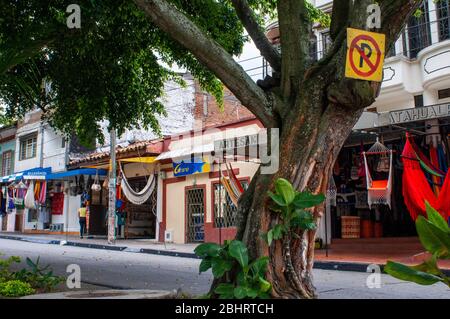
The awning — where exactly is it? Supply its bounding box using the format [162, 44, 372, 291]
[156, 144, 214, 161]
[119, 157, 157, 164]
[46, 168, 108, 180]
[1, 167, 52, 183]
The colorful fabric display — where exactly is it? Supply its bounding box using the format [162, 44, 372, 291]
[402, 134, 449, 221]
[39, 181, 47, 205]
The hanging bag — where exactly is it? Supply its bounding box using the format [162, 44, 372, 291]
[91, 171, 101, 192]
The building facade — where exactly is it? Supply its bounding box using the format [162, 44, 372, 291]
[0, 124, 17, 231]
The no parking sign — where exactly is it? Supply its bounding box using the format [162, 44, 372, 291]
[345, 28, 386, 82]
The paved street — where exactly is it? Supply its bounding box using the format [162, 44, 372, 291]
[0, 238, 448, 299]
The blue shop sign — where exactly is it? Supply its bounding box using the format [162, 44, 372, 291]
[173, 158, 211, 177]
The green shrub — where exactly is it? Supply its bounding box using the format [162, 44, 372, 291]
[195, 240, 271, 299]
[13, 257, 64, 292]
[0, 255, 63, 293]
[0, 280, 35, 297]
[0, 255, 21, 283]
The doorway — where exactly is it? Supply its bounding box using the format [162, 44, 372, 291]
[186, 187, 205, 243]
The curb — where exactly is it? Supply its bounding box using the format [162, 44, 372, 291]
[2, 234, 449, 276]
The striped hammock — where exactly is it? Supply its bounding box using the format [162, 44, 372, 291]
[220, 163, 244, 207]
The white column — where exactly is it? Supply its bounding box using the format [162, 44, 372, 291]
[156, 170, 163, 241]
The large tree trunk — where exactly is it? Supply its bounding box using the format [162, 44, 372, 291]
[236, 101, 364, 299]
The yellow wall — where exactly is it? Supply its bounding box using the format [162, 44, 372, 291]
[164, 161, 259, 244]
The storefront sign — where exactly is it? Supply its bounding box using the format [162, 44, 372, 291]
[173, 157, 211, 177]
[214, 134, 259, 152]
[381, 103, 450, 125]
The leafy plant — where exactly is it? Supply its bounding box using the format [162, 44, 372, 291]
[384, 201, 450, 287]
[0, 254, 63, 294]
[0, 280, 35, 297]
[265, 178, 325, 246]
[0, 254, 21, 282]
[195, 240, 271, 299]
[13, 257, 64, 292]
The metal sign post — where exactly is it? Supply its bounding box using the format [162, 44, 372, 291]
[108, 129, 117, 245]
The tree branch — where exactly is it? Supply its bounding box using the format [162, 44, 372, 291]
[230, 0, 281, 72]
[133, 0, 277, 128]
[277, 0, 311, 100]
[330, 0, 351, 41]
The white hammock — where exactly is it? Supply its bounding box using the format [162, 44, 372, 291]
[24, 181, 36, 209]
[363, 138, 393, 209]
[119, 164, 156, 205]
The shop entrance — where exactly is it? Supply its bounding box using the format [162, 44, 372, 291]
[328, 118, 449, 242]
[186, 187, 205, 243]
[124, 177, 157, 239]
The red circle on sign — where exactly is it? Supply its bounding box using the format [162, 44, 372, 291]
[349, 34, 382, 77]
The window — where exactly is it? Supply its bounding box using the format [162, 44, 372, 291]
[321, 32, 332, 58]
[414, 95, 424, 107]
[437, 0, 450, 41]
[438, 88, 450, 100]
[404, 1, 431, 59]
[214, 180, 249, 228]
[1, 151, 13, 176]
[20, 134, 37, 160]
[61, 137, 66, 148]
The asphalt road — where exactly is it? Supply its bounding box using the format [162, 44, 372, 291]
[0, 239, 448, 299]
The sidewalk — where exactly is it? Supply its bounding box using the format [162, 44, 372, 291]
[1, 232, 449, 274]
[0, 232, 199, 258]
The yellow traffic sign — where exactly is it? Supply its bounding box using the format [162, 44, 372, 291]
[345, 28, 386, 82]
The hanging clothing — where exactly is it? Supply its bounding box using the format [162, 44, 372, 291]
[51, 192, 64, 215]
[38, 181, 47, 205]
[402, 136, 450, 221]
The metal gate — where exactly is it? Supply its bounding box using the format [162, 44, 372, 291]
[186, 188, 205, 243]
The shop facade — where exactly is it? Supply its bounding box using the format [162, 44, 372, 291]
[0, 125, 17, 232]
[156, 117, 265, 244]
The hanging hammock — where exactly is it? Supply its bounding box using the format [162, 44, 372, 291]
[402, 134, 449, 221]
[363, 138, 394, 209]
[220, 163, 244, 206]
[119, 164, 156, 205]
[24, 181, 36, 209]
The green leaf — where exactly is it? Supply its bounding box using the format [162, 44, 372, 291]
[233, 286, 247, 299]
[228, 240, 249, 268]
[293, 192, 325, 209]
[214, 283, 235, 299]
[250, 256, 269, 278]
[194, 243, 222, 258]
[384, 261, 443, 285]
[199, 259, 212, 274]
[275, 178, 295, 205]
[291, 210, 316, 230]
[416, 216, 450, 258]
[245, 287, 259, 298]
[258, 277, 272, 293]
[211, 257, 233, 278]
[267, 230, 274, 246]
[267, 191, 287, 207]
[425, 201, 449, 234]
[272, 224, 284, 240]
[411, 254, 442, 276]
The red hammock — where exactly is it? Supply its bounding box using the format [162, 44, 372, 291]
[402, 135, 450, 221]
